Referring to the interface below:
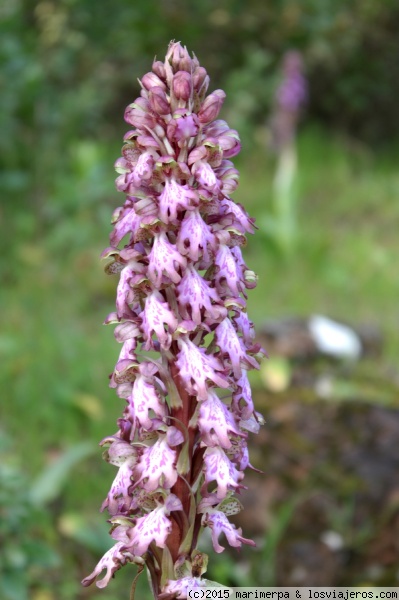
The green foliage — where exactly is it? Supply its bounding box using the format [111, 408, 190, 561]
[30, 442, 95, 505]
[0, 432, 59, 600]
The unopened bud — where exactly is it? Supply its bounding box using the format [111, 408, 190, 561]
[193, 67, 208, 91]
[152, 60, 166, 80]
[198, 90, 226, 124]
[188, 145, 207, 165]
[167, 41, 192, 72]
[124, 97, 156, 128]
[141, 71, 166, 91]
[124, 107, 156, 129]
[149, 86, 170, 115]
[173, 71, 192, 101]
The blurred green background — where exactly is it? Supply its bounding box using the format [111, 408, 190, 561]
[1, 1, 399, 598]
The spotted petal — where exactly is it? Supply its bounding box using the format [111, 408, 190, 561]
[158, 179, 197, 224]
[176, 209, 216, 263]
[176, 337, 229, 400]
[203, 446, 243, 499]
[202, 510, 255, 553]
[129, 505, 172, 555]
[148, 233, 187, 287]
[141, 290, 177, 350]
[232, 370, 254, 420]
[214, 244, 243, 298]
[110, 206, 142, 246]
[135, 436, 177, 491]
[127, 369, 166, 430]
[101, 442, 138, 514]
[215, 317, 258, 378]
[198, 390, 240, 449]
[81, 542, 136, 588]
[160, 577, 205, 599]
[177, 265, 225, 325]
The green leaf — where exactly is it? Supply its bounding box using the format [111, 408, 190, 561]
[178, 493, 197, 554]
[176, 441, 190, 476]
[22, 539, 60, 568]
[0, 572, 28, 600]
[160, 545, 174, 589]
[59, 512, 114, 554]
[29, 442, 96, 506]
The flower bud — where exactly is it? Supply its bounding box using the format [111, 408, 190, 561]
[149, 86, 170, 115]
[152, 60, 166, 80]
[180, 56, 192, 72]
[167, 41, 192, 72]
[193, 67, 208, 92]
[198, 90, 226, 124]
[172, 71, 192, 101]
[194, 67, 210, 99]
[124, 98, 156, 128]
[188, 145, 207, 165]
[141, 71, 166, 91]
[218, 165, 239, 194]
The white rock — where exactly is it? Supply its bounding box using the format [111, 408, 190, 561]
[308, 314, 362, 360]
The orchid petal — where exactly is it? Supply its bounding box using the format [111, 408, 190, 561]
[215, 317, 259, 378]
[177, 265, 225, 324]
[148, 233, 187, 287]
[81, 542, 136, 588]
[198, 391, 240, 449]
[176, 337, 229, 400]
[202, 510, 255, 553]
[176, 209, 216, 263]
[129, 506, 172, 555]
[127, 370, 167, 430]
[141, 290, 177, 350]
[135, 437, 178, 491]
[203, 446, 243, 499]
[158, 179, 197, 224]
[161, 577, 205, 599]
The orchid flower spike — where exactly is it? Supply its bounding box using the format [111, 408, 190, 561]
[83, 41, 264, 600]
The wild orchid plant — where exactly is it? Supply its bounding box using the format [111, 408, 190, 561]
[268, 51, 307, 254]
[82, 41, 264, 600]
[272, 50, 307, 150]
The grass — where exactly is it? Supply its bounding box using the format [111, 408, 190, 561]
[2, 125, 398, 598]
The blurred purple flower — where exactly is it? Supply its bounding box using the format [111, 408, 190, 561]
[271, 50, 307, 149]
[276, 51, 307, 113]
